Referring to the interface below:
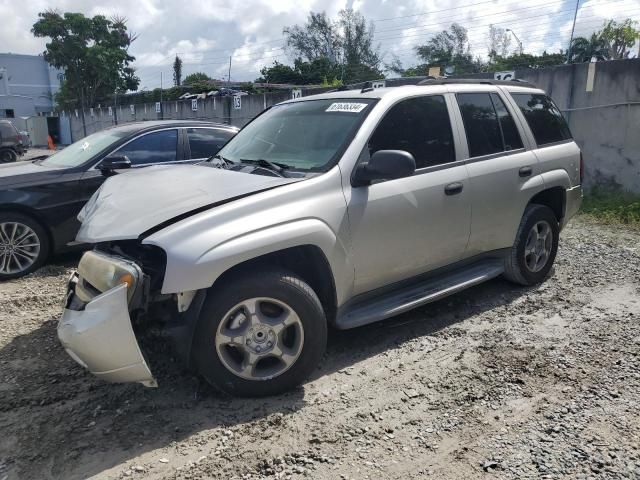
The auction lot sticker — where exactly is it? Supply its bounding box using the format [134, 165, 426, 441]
[326, 102, 368, 113]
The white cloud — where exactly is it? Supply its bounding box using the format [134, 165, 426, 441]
[0, 0, 636, 88]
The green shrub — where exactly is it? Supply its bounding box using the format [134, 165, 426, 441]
[580, 188, 640, 226]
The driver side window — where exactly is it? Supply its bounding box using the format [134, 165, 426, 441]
[367, 95, 456, 169]
[116, 129, 178, 165]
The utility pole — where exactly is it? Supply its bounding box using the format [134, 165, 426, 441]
[566, 0, 580, 63]
[160, 72, 163, 119]
[228, 56, 232, 85]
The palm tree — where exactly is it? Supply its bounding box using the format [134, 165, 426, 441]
[569, 33, 609, 63]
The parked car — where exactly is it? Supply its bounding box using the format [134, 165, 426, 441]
[0, 120, 23, 163]
[58, 80, 582, 396]
[0, 120, 238, 279]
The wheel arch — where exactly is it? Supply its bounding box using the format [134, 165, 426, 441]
[528, 186, 566, 223]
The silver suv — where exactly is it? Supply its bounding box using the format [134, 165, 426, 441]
[58, 80, 582, 396]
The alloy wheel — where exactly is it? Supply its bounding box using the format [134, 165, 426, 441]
[215, 297, 305, 381]
[0, 222, 41, 275]
[524, 220, 552, 273]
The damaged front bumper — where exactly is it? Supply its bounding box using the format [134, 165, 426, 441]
[58, 273, 157, 387]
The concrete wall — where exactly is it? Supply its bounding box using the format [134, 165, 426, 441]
[68, 59, 640, 192]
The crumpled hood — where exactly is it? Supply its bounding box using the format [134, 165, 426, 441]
[76, 164, 297, 243]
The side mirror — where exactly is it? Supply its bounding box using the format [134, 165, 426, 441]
[352, 150, 416, 187]
[98, 155, 131, 175]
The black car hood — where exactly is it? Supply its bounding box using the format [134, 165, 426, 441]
[0, 161, 63, 188]
[76, 164, 299, 243]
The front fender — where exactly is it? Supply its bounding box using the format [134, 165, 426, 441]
[145, 218, 352, 305]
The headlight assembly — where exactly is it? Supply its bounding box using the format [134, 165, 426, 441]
[76, 251, 142, 302]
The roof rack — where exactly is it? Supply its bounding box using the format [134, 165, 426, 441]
[417, 78, 537, 88]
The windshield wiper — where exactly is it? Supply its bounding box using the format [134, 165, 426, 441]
[239, 158, 290, 176]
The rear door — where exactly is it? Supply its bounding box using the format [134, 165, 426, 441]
[454, 90, 539, 256]
[186, 127, 236, 162]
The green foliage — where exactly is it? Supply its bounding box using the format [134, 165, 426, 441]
[490, 51, 567, 70]
[581, 188, 640, 227]
[173, 55, 183, 86]
[32, 10, 139, 109]
[184, 72, 212, 84]
[281, 9, 382, 84]
[570, 18, 639, 62]
[414, 23, 482, 75]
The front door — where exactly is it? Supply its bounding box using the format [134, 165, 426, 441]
[346, 95, 471, 295]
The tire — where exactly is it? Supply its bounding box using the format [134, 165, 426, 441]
[0, 212, 50, 280]
[503, 204, 559, 286]
[193, 269, 327, 397]
[0, 149, 17, 163]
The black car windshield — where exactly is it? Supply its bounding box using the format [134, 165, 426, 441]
[40, 129, 129, 168]
[217, 98, 376, 172]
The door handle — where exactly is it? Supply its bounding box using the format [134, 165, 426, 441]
[519, 166, 533, 177]
[444, 182, 464, 196]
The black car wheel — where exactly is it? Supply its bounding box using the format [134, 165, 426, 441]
[0, 149, 17, 163]
[0, 213, 50, 280]
[193, 269, 327, 397]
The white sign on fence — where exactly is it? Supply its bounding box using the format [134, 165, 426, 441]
[90, 108, 94, 117]
[494, 71, 515, 81]
[74, 109, 78, 118]
[155, 102, 161, 113]
[130, 104, 135, 115]
[233, 95, 242, 110]
[372, 80, 386, 89]
[191, 99, 198, 111]
[292, 88, 302, 99]
[108, 106, 112, 116]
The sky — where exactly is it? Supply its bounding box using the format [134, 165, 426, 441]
[0, 0, 637, 90]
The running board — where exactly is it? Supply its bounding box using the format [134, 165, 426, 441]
[335, 260, 504, 329]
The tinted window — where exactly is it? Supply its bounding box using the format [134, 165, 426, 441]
[117, 129, 178, 165]
[368, 95, 455, 169]
[512, 93, 572, 146]
[457, 93, 503, 157]
[491, 93, 523, 151]
[188, 128, 234, 159]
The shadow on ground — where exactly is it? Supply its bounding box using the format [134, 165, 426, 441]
[0, 273, 535, 479]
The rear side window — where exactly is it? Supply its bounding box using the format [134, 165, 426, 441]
[511, 93, 572, 146]
[187, 128, 235, 159]
[368, 95, 455, 169]
[457, 92, 523, 158]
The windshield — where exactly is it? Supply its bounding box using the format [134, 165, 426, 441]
[217, 98, 376, 172]
[41, 129, 129, 168]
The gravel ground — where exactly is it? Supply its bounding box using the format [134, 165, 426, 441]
[0, 217, 639, 480]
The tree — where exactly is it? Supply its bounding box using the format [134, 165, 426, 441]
[173, 55, 182, 86]
[283, 9, 382, 83]
[491, 51, 566, 70]
[284, 12, 341, 63]
[600, 19, 639, 59]
[487, 25, 512, 62]
[569, 34, 608, 63]
[415, 23, 481, 74]
[256, 58, 342, 85]
[32, 10, 139, 109]
[184, 72, 211, 84]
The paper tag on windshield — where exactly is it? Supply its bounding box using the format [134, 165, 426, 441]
[326, 102, 368, 113]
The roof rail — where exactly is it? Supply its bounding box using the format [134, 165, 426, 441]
[416, 78, 537, 88]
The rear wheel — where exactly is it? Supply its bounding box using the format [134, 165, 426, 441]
[0, 213, 50, 280]
[193, 269, 327, 397]
[0, 149, 17, 163]
[503, 204, 559, 286]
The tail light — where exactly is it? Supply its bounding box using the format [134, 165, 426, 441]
[579, 152, 584, 184]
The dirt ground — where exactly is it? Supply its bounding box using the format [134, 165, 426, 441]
[1, 217, 639, 480]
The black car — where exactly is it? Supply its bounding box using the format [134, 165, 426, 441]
[0, 120, 24, 163]
[0, 120, 238, 279]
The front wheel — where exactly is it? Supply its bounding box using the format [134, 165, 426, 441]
[503, 204, 559, 286]
[193, 269, 327, 397]
[0, 213, 50, 280]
